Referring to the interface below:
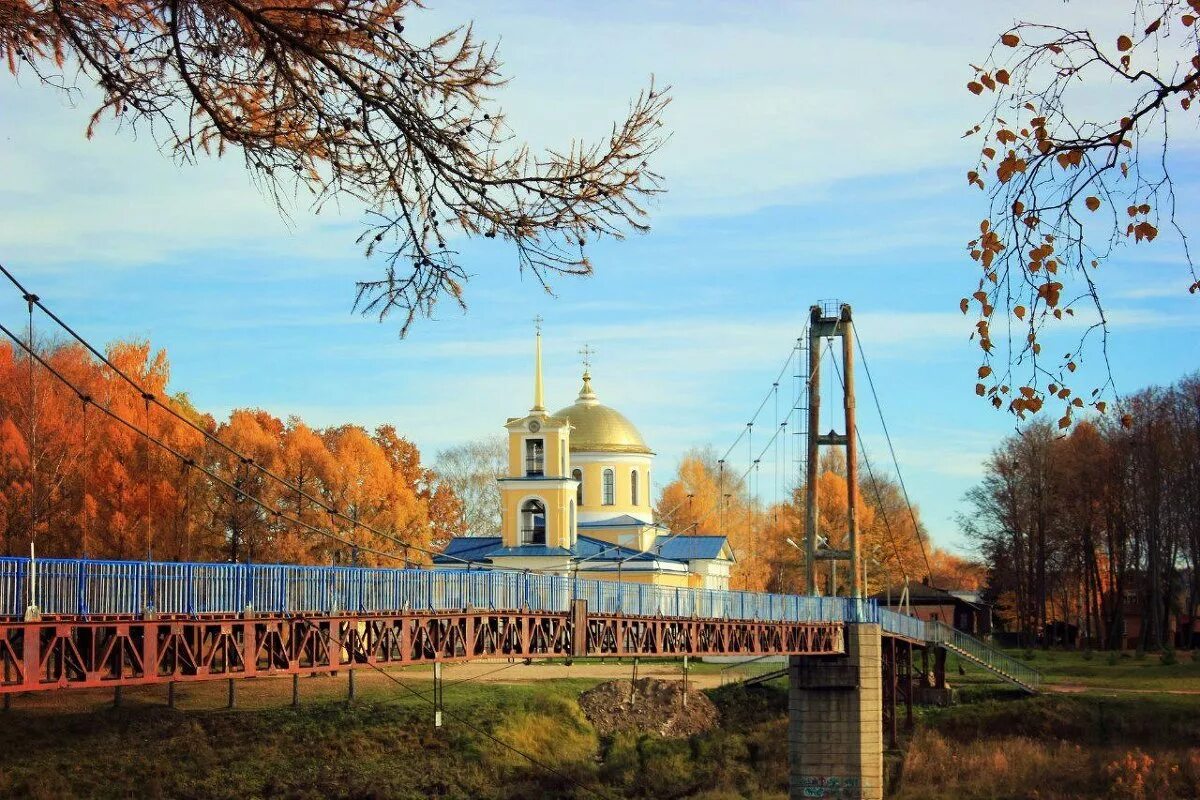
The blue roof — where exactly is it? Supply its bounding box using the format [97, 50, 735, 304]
[433, 537, 501, 564]
[577, 514, 657, 529]
[572, 534, 660, 562]
[653, 535, 730, 561]
[485, 545, 575, 558]
[433, 533, 682, 565]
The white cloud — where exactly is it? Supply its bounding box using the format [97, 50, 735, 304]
[1, 0, 1176, 261]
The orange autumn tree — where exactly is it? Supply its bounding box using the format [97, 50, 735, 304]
[657, 447, 941, 595]
[0, 336, 461, 564]
[1, 0, 668, 335]
[655, 448, 763, 587]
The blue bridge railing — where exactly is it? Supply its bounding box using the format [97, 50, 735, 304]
[0, 557, 922, 638]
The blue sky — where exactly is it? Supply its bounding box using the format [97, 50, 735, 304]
[1, 1, 1197, 552]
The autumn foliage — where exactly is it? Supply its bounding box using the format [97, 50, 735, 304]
[962, 373, 1200, 649]
[656, 448, 981, 595]
[964, 2, 1200, 421]
[0, 338, 462, 565]
[0, 0, 668, 335]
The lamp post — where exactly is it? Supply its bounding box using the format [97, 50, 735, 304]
[866, 556, 892, 609]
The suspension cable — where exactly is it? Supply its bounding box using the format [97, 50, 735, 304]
[854, 335, 936, 592]
[0, 321, 418, 566]
[719, 343, 798, 464]
[824, 357, 911, 589]
[0, 264, 468, 565]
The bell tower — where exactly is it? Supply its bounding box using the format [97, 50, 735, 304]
[496, 322, 579, 556]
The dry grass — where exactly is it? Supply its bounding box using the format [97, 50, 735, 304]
[488, 694, 598, 771]
[896, 729, 1200, 800]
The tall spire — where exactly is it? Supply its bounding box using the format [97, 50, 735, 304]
[532, 315, 545, 413]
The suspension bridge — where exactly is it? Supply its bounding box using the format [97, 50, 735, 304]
[0, 266, 1038, 800]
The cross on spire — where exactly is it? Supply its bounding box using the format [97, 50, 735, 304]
[533, 314, 543, 335]
[578, 343, 595, 371]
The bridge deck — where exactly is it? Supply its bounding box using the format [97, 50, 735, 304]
[0, 556, 926, 695]
[0, 611, 850, 694]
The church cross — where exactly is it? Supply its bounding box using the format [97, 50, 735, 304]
[579, 343, 595, 370]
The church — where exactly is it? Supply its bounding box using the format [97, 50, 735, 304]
[433, 329, 734, 590]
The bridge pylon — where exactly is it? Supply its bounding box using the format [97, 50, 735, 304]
[792, 301, 883, 800]
[803, 301, 861, 598]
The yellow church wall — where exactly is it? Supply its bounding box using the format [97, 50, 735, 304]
[580, 570, 693, 588]
[500, 482, 576, 550]
[579, 523, 657, 553]
[574, 460, 651, 515]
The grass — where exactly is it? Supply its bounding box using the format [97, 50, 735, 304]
[0, 674, 793, 800]
[949, 646, 1200, 693]
[1, 649, 1197, 799]
[532, 656, 735, 675]
[0, 677, 607, 800]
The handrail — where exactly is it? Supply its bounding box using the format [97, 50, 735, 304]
[879, 608, 924, 641]
[925, 619, 1040, 692]
[0, 556, 888, 627]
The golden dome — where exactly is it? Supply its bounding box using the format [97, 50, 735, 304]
[553, 371, 652, 455]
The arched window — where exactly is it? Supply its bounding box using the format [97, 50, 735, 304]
[631, 470, 639, 506]
[572, 468, 583, 505]
[561, 448, 566, 477]
[525, 439, 544, 476]
[602, 468, 615, 506]
[520, 499, 546, 545]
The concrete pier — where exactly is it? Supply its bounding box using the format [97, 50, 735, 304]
[789, 623, 884, 800]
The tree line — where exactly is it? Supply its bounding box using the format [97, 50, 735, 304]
[962, 373, 1200, 650]
[0, 339, 463, 566]
[654, 448, 980, 596]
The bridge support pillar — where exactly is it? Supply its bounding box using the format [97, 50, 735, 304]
[789, 623, 883, 800]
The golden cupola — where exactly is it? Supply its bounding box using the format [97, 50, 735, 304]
[553, 371, 653, 455]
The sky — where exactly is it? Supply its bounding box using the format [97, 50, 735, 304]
[1, 1, 1198, 553]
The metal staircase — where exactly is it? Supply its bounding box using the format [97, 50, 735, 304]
[926, 620, 1041, 693]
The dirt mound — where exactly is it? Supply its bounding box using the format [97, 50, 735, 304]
[578, 678, 719, 737]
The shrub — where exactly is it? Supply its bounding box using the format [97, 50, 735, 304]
[1105, 749, 1179, 800]
[1107, 652, 1119, 666]
[1160, 647, 1177, 666]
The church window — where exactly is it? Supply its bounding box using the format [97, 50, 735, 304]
[602, 468, 615, 505]
[572, 469, 583, 504]
[631, 470, 639, 506]
[520, 499, 547, 545]
[525, 439, 544, 476]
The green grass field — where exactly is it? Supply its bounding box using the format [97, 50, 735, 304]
[0, 649, 1196, 799]
[948, 646, 1200, 692]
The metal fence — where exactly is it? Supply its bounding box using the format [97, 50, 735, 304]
[0, 557, 923, 635]
[925, 619, 1040, 691]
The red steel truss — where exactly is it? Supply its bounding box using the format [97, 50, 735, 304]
[0, 609, 845, 694]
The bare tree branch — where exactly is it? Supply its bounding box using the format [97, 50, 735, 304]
[1, 0, 671, 334]
[963, 2, 1200, 425]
